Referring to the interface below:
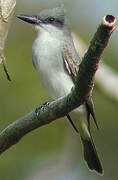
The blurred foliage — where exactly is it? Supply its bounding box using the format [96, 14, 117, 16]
[0, 1, 118, 180]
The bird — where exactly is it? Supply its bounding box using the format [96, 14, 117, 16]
[16, 4, 103, 175]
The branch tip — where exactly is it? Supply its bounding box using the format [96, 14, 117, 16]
[102, 15, 116, 27]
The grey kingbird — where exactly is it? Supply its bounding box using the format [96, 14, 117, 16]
[16, 5, 103, 175]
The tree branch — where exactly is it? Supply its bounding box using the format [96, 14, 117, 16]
[0, 15, 116, 155]
[73, 32, 118, 105]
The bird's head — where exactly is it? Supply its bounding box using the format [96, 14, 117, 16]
[16, 4, 70, 33]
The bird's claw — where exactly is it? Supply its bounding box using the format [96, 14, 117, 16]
[35, 101, 50, 119]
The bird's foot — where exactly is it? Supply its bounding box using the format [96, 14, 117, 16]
[35, 101, 51, 119]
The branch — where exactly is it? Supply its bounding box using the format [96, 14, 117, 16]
[73, 32, 118, 105]
[0, 0, 16, 80]
[0, 15, 116, 155]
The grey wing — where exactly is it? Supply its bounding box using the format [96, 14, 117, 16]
[62, 45, 80, 83]
[62, 45, 99, 129]
[62, 45, 81, 133]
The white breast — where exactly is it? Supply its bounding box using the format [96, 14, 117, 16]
[32, 27, 74, 99]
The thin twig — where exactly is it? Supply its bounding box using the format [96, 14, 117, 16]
[0, 0, 16, 80]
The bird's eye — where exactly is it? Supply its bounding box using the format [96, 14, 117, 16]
[49, 17, 55, 22]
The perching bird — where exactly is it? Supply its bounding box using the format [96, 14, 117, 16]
[16, 4, 103, 174]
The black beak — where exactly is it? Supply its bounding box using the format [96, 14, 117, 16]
[16, 14, 41, 25]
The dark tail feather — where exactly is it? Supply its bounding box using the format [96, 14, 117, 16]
[86, 100, 99, 130]
[81, 136, 103, 175]
[66, 114, 78, 133]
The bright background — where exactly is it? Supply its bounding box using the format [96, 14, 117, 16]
[0, 0, 118, 180]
